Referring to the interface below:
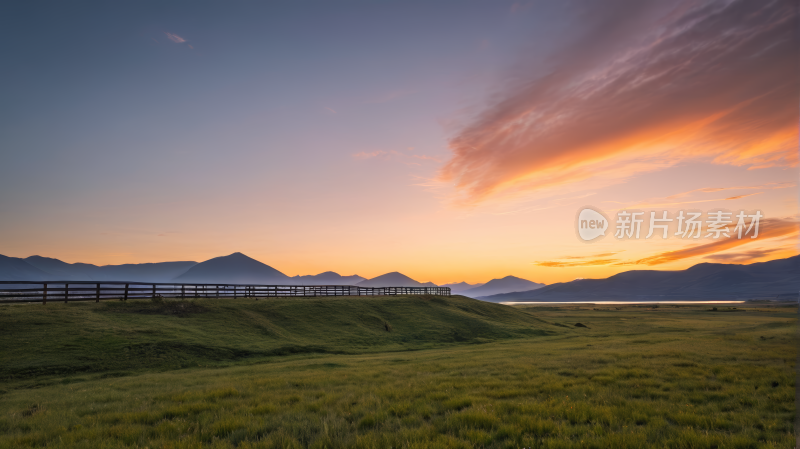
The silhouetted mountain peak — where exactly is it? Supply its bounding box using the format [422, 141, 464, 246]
[440, 281, 484, 293]
[0, 254, 51, 281]
[223, 252, 251, 260]
[357, 272, 429, 287]
[172, 252, 288, 284]
[460, 276, 544, 298]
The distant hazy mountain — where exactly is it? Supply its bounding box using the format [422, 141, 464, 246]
[292, 271, 366, 285]
[173, 252, 290, 284]
[440, 282, 485, 293]
[93, 261, 199, 282]
[0, 255, 51, 282]
[24, 256, 97, 280]
[24, 256, 197, 282]
[459, 276, 544, 298]
[357, 272, 430, 287]
[480, 255, 800, 302]
[0, 252, 439, 287]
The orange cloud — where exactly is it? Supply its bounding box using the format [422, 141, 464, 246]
[703, 248, 784, 263]
[631, 192, 763, 209]
[559, 251, 622, 260]
[623, 182, 795, 209]
[634, 218, 799, 265]
[439, 1, 797, 204]
[534, 250, 626, 267]
[723, 194, 756, 201]
[665, 182, 795, 201]
[534, 258, 621, 268]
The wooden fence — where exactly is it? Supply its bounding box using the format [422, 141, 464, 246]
[0, 281, 451, 304]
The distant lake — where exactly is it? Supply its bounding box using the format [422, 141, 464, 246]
[502, 300, 746, 305]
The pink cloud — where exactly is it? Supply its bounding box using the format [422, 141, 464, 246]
[164, 32, 186, 44]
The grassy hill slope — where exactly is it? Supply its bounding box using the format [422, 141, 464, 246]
[0, 295, 560, 382]
[0, 302, 794, 448]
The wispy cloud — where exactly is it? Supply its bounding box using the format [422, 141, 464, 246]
[560, 251, 623, 260]
[634, 217, 799, 265]
[665, 182, 795, 201]
[439, 1, 797, 205]
[164, 32, 186, 43]
[534, 258, 622, 268]
[617, 182, 795, 209]
[533, 251, 624, 267]
[532, 218, 798, 268]
[631, 192, 763, 209]
[703, 248, 783, 263]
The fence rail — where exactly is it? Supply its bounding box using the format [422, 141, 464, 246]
[0, 281, 450, 304]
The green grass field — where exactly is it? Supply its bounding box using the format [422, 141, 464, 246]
[0, 296, 795, 448]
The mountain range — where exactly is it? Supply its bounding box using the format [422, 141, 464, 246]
[25, 255, 197, 283]
[7, 250, 791, 302]
[0, 252, 365, 286]
[479, 255, 800, 302]
[0, 252, 468, 289]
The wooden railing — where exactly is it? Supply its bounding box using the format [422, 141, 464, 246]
[0, 281, 451, 304]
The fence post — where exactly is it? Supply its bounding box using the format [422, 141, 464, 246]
[42, 283, 47, 305]
[64, 283, 69, 303]
[124, 283, 129, 301]
[96, 283, 100, 302]
[152, 284, 156, 298]
[181, 285, 185, 299]
[233, 285, 237, 298]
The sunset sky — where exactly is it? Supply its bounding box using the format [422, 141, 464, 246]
[1, 0, 797, 285]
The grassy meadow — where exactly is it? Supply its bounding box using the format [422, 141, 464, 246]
[0, 296, 795, 448]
